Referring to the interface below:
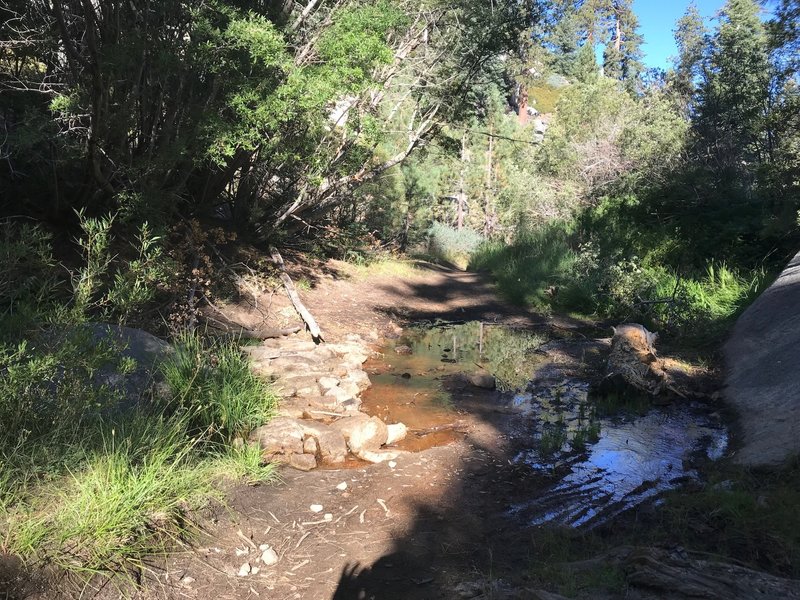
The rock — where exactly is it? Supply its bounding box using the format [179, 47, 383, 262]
[288, 453, 317, 471]
[310, 504, 323, 513]
[336, 482, 348, 491]
[317, 376, 340, 391]
[298, 421, 348, 464]
[332, 415, 388, 453]
[324, 385, 356, 405]
[346, 369, 371, 392]
[357, 449, 404, 464]
[468, 373, 496, 390]
[84, 323, 171, 413]
[385, 422, 408, 445]
[260, 547, 279, 566]
[388, 460, 397, 468]
[303, 436, 318, 455]
[323, 513, 333, 522]
[337, 380, 361, 398]
[237, 562, 251, 577]
[249, 418, 304, 455]
[394, 345, 412, 355]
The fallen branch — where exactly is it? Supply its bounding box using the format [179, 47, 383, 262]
[410, 421, 469, 437]
[269, 246, 323, 343]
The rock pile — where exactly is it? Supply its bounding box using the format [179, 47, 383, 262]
[245, 334, 407, 469]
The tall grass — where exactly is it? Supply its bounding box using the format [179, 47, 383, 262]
[162, 333, 277, 443]
[469, 223, 577, 308]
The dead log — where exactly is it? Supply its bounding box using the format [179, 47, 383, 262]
[556, 546, 800, 599]
[622, 546, 800, 599]
[269, 247, 323, 343]
[597, 323, 680, 398]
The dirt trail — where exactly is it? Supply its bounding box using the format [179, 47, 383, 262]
[133, 261, 567, 600]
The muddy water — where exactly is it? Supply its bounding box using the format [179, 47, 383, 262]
[361, 322, 545, 451]
[363, 322, 728, 528]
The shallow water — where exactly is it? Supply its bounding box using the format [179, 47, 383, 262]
[364, 322, 728, 528]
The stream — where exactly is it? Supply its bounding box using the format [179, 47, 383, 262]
[363, 321, 728, 529]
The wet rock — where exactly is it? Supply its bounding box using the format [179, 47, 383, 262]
[468, 373, 496, 389]
[394, 345, 412, 355]
[298, 420, 348, 464]
[386, 422, 408, 445]
[288, 453, 317, 471]
[249, 418, 304, 455]
[332, 415, 388, 453]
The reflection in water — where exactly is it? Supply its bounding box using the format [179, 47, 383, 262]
[512, 408, 728, 529]
[363, 321, 728, 529]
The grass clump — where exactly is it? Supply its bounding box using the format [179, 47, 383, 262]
[163, 333, 277, 444]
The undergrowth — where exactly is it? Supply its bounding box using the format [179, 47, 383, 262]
[0, 218, 278, 582]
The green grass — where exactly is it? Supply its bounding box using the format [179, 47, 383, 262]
[0, 330, 278, 580]
[469, 223, 578, 309]
[162, 333, 278, 443]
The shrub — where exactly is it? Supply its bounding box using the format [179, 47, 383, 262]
[426, 222, 484, 268]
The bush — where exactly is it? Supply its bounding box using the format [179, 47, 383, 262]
[0, 220, 278, 579]
[426, 222, 484, 268]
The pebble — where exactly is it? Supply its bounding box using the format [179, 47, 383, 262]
[237, 562, 251, 577]
[310, 504, 323, 513]
[323, 513, 333, 522]
[261, 547, 279, 565]
[388, 461, 397, 468]
[337, 482, 348, 491]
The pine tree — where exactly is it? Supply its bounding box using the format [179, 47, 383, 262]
[696, 0, 772, 172]
[602, 1, 644, 91]
[574, 40, 600, 82]
[670, 4, 708, 108]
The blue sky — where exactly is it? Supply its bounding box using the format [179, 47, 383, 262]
[633, 0, 724, 69]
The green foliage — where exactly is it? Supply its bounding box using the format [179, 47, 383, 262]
[162, 333, 277, 443]
[425, 222, 484, 268]
[470, 223, 577, 308]
[530, 85, 564, 113]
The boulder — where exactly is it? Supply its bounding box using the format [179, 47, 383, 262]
[332, 415, 388, 453]
[468, 373, 496, 390]
[298, 420, 348, 464]
[249, 417, 304, 455]
[386, 422, 408, 445]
